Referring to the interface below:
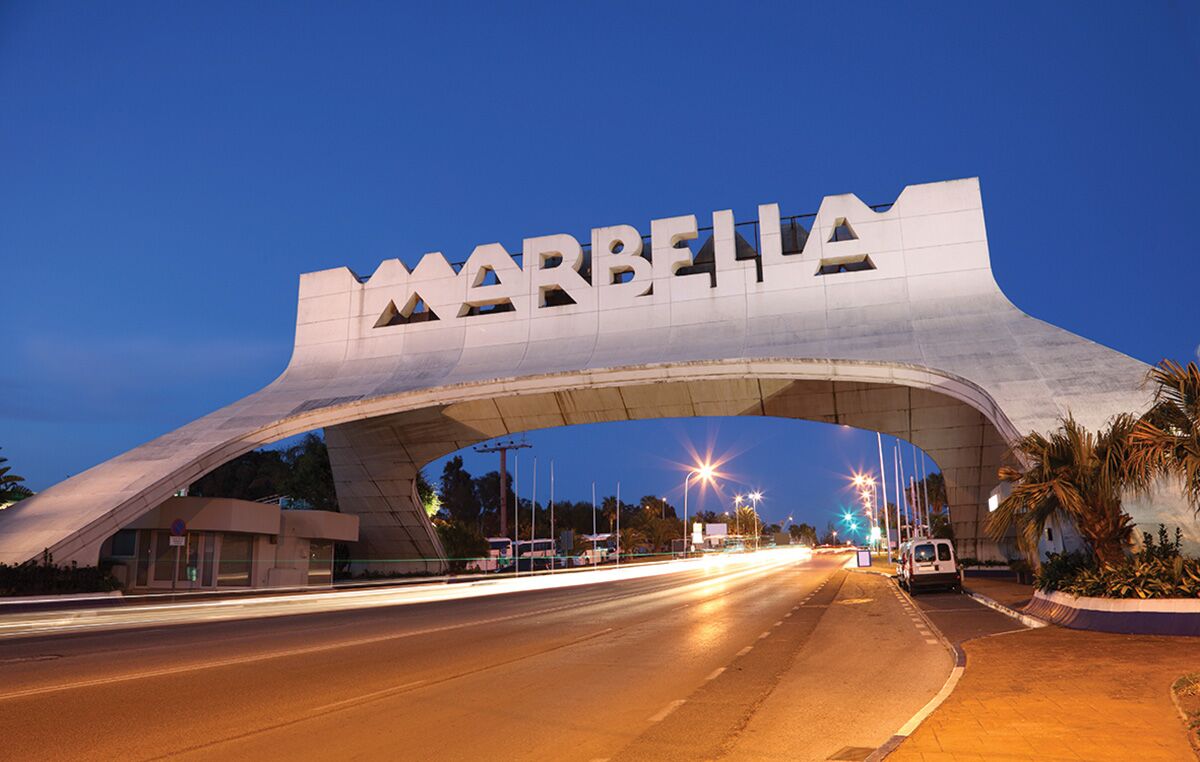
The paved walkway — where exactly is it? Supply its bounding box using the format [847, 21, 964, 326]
[888, 625, 1200, 761]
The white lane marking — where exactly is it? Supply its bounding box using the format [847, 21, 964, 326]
[772, 621, 782, 627]
[736, 646, 753, 657]
[758, 631, 770, 640]
[924, 639, 939, 645]
[784, 612, 792, 618]
[648, 699, 686, 722]
[705, 667, 725, 681]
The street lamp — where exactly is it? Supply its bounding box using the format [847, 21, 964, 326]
[734, 494, 744, 536]
[683, 462, 714, 555]
[749, 491, 762, 549]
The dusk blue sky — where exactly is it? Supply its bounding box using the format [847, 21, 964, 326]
[2, 2, 1198, 530]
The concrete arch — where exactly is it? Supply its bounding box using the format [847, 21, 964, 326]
[0, 178, 1160, 568]
[323, 358, 1018, 571]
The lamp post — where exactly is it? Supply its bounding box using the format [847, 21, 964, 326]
[733, 494, 743, 537]
[749, 491, 762, 550]
[682, 463, 714, 557]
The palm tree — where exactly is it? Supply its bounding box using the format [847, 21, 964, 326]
[1128, 359, 1200, 512]
[618, 527, 647, 560]
[987, 414, 1138, 565]
[0, 448, 31, 500]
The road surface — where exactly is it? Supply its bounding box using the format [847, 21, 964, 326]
[0, 550, 955, 761]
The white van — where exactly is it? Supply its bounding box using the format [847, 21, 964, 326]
[899, 537, 962, 594]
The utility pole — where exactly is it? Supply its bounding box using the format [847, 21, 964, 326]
[615, 481, 621, 568]
[877, 432, 892, 562]
[513, 452, 520, 577]
[474, 439, 530, 539]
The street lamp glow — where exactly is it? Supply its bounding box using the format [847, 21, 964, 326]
[749, 491, 762, 503]
[683, 460, 717, 556]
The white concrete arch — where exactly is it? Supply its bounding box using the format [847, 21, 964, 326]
[0, 178, 1159, 568]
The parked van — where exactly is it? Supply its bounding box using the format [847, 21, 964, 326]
[899, 537, 962, 594]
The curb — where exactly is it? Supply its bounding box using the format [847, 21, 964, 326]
[865, 576, 966, 762]
[965, 589, 1050, 629]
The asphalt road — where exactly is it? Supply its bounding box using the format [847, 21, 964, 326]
[0, 551, 955, 761]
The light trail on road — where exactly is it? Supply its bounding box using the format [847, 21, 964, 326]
[0, 550, 970, 761]
[0, 547, 815, 639]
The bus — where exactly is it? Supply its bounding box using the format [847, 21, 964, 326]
[467, 537, 514, 572]
[514, 538, 556, 571]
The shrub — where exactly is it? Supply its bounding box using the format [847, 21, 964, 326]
[0, 552, 121, 596]
[1034, 525, 1200, 599]
[1035, 551, 1093, 592]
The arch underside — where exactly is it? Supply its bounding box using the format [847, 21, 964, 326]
[326, 370, 1012, 570]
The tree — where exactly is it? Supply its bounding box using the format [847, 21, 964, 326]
[987, 414, 1138, 565]
[1129, 359, 1200, 513]
[416, 470, 440, 518]
[618, 526, 648, 559]
[434, 520, 489, 573]
[908, 471, 947, 512]
[789, 523, 818, 546]
[600, 496, 623, 532]
[820, 521, 839, 545]
[283, 433, 338, 511]
[472, 470, 516, 536]
[191, 448, 289, 501]
[930, 511, 954, 540]
[638, 495, 676, 520]
[440, 456, 480, 525]
[0, 449, 32, 501]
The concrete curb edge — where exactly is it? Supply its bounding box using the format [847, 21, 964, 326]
[965, 589, 1050, 629]
[865, 576, 966, 762]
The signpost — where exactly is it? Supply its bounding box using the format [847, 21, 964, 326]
[170, 519, 186, 595]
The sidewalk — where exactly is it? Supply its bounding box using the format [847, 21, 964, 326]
[887, 625, 1200, 761]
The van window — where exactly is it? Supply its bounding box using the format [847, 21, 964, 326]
[937, 544, 952, 561]
[913, 544, 935, 562]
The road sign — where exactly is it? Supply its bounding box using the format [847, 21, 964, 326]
[856, 550, 872, 567]
[169, 535, 186, 547]
[170, 518, 186, 536]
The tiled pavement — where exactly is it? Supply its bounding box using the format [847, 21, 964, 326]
[887, 625, 1200, 761]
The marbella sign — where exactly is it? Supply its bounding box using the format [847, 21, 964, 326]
[365, 203, 861, 330]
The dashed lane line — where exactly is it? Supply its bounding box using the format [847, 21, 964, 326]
[648, 699, 687, 723]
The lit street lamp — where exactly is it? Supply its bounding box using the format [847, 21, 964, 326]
[683, 463, 715, 555]
[749, 491, 762, 549]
